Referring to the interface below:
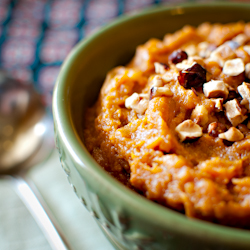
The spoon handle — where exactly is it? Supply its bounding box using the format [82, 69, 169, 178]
[11, 175, 72, 250]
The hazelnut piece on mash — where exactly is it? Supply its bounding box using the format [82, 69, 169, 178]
[209, 43, 236, 67]
[152, 75, 163, 87]
[150, 86, 173, 99]
[243, 45, 250, 56]
[224, 99, 248, 127]
[245, 63, 250, 79]
[232, 34, 248, 46]
[175, 119, 203, 142]
[125, 93, 148, 115]
[238, 82, 250, 110]
[211, 98, 224, 112]
[203, 80, 229, 99]
[219, 127, 244, 141]
[223, 58, 245, 76]
[154, 62, 169, 74]
[208, 122, 226, 137]
[191, 104, 208, 126]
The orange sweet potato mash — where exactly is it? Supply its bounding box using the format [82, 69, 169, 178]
[84, 22, 250, 228]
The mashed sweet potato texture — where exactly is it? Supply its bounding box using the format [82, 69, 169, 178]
[84, 22, 250, 228]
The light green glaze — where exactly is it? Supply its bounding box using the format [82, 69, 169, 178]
[53, 3, 250, 250]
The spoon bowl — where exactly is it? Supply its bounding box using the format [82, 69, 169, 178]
[0, 70, 71, 250]
[0, 71, 48, 173]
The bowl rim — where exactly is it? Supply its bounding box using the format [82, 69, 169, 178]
[53, 1, 250, 246]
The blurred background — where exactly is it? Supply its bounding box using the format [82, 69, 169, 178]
[0, 0, 198, 111]
[0, 0, 249, 250]
[0, 0, 247, 111]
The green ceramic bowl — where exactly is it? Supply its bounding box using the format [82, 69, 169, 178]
[53, 3, 250, 250]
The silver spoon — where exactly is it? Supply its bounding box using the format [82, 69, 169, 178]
[0, 70, 71, 250]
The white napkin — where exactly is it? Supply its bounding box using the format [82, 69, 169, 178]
[0, 150, 114, 250]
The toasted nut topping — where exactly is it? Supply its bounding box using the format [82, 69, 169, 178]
[211, 98, 224, 112]
[219, 127, 244, 141]
[150, 86, 173, 99]
[198, 41, 209, 51]
[190, 56, 206, 68]
[237, 124, 250, 135]
[125, 93, 139, 109]
[178, 63, 207, 89]
[162, 71, 175, 82]
[152, 75, 163, 87]
[209, 44, 235, 67]
[176, 60, 195, 71]
[203, 80, 229, 99]
[247, 120, 250, 130]
[198, 41, 212, 58]
[238, 82, 250, 110]
[169, 49, 188, 64]
[224, 82, 235, 92]
[139, 93, 149, 99]
[176, 56, 205, 71]
[224, 99, 248, 127]
[175, 119, 203, 142]
[184, 44, 197, 56]
[245, 63, 250, 79]
[208, 122, 227, 137]
[222, 58, 245, 76]
[232, 34, 248, 46]
[154, 62, 168, 74]
[191, 104, 208, 126]
[243, 45, 250, 56]
[134, 99, 148, 115]
[125, 93, 148, 114]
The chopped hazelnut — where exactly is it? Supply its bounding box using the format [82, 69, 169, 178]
[176, 56, 205, 71]
[125, 93, 148, 115]
[152, 75, 163, 87]
[154, 62, 168, 74]
[237, 82, 250, 110]
[134, 99, 148, 115]
[224, 99, 248, 127]
[208, 122, 227, 137]
[162, 71, 175, 82]
[243, 45, 250, 56]
[222, 58, 245, 76]
[150, 86, 173, 99]
[176, 60, 195, 71]
[190, 56, 206, 68]
[247, 120, 250, 130]
[198, 41, 212, 58]
[245, 63, 250, 79]
[184, 44, 197, 56]
[224, 82, 235, 92]
[139, 93, 149, 99]
[218, 127, 244, 141]
[203, 80, 229, 99]
[191, 104, 208, 126]
[211, 98, 224, 112]
[198, 41, 209, 51]
[232, 34, 248, 46]
[125, 93, 139, 109]
[175, 119, 203, 142]
[209, 43, 236, 67]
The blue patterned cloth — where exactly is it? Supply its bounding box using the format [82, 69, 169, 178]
[0, 0, 230, 111]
